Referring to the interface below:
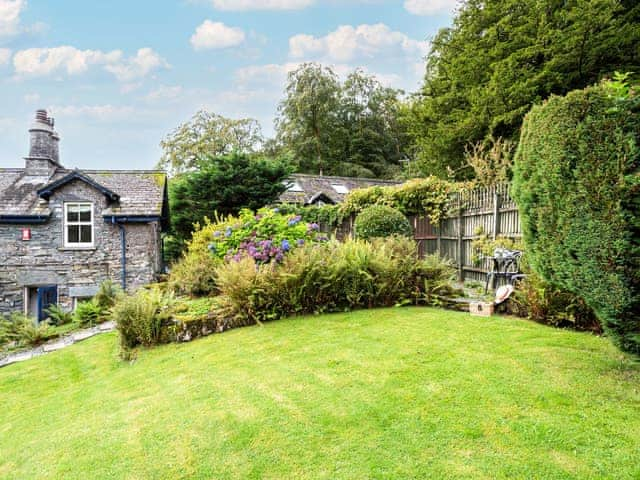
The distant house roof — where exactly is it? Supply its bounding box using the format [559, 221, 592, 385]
[279, 173, 400, 205]
[0, 167, 168, 226]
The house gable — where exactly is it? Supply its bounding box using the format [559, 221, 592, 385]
[37, 170, 120, 202]
[0, 109, 169, 318]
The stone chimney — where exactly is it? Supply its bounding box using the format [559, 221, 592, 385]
[25, 109, 62, 177]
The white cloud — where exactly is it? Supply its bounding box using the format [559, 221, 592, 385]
[23, 92, 39, 103]
[190, 20, 245, 50]
[235, 62, 406, 92]
[404, 0, 458, 16]
[104, 48, 170, 82]
[0, 0, 23, 36]
[48, 104, 135, 121]
[120, 82, 143, 94]
[289, 23, 428, 63]
[0, 116, 15, 133]
[209, 0, 314, 11]
[145, 85, 183, 103]
[12, 46, 168, 81]
[234, 62, 300, 86]
[13, 46, 122, 76]
[0, 47, 10, 65]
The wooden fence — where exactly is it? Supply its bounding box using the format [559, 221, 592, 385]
[413, 183, 521, 283]
[337, 183, 521, 284]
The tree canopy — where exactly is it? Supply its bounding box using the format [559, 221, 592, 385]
[168, 153, 292, 255]
[404, 0, 640, 178]
[276, 63, 409, 179]
[159, 111, 263, 176]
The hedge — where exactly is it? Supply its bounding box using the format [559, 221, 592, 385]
[512, 80, 640, 355]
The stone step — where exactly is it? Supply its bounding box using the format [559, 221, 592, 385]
[71, 330, 97, 342]
[43, 341, 67, 353]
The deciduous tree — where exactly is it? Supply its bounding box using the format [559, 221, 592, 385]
[159, 111, 263, 176]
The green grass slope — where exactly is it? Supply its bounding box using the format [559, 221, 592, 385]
[0, 308, 638, 479]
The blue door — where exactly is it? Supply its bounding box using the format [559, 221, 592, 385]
[37, 285, 58, 323]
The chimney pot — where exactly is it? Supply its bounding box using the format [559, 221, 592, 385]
[25, 108, 62, 176]
[36, 109, 48, 122]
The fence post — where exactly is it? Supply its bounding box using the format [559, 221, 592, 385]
[492, 189, 500, 240]
[457, 208, 464, 282]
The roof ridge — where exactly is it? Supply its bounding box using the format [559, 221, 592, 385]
[71, 169, 166, 174]
[290, 173, 399, 183]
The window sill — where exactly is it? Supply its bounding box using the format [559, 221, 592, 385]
[58, 246, 97, 251]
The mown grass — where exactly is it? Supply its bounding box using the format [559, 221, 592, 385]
[0, 307, 638, 479]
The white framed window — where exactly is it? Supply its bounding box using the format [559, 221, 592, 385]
[64, 202, 94, 247]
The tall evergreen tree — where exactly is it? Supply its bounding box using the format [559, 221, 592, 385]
[404, 0, 640, 178]
[169, 153, 292, 249]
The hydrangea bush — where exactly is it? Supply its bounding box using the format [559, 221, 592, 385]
[206, 207, 327, 264]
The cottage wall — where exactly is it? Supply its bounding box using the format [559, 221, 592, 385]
[0, 179, 161, 315]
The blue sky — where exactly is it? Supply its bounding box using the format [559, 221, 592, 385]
[0, 0, 457, 170]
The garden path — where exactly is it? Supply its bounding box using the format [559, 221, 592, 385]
[0, 321, 116, 368]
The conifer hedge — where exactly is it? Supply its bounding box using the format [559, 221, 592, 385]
[512, 81, 640, 355]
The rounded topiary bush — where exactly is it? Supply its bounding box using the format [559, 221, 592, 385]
[354, 205, 412, 240]
[512, 80, 640, 355]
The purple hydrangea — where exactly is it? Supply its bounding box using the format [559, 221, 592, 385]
[288, 215, 302, 227]
[281, 239, 290, 252]
[225, 227, 232, 238]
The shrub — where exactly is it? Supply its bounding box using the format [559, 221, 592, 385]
[277, 203, 344, 232]
[512, 79, 640, 354]
[340, 177, 466, 224]
[0, 313, 22, 346]
[418, 253, 458, 306]
[354, 205, 412, 240]
[17, 317, 53, 346]
[506, 270, 600, 332]
[204, 207, 325, 263]
[169, 247, 220, 296]
[94, 279, 121, 310]
[169, 207, 327, 295]
[112, 288, 177, 352]
[44, 304, 73, 326]
[73, 300, 104, 327]
[0, 313, 52, 347]
[215, 237, 457, 326]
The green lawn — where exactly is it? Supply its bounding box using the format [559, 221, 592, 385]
[0, 308, 638, 479]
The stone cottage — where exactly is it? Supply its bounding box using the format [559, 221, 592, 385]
[0, 110, 168, 321]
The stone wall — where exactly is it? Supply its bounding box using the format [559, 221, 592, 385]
[0, 179, 162, 315]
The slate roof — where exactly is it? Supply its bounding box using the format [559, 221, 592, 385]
[0, 167, 167, 220]
[278, 173, 400, 205]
